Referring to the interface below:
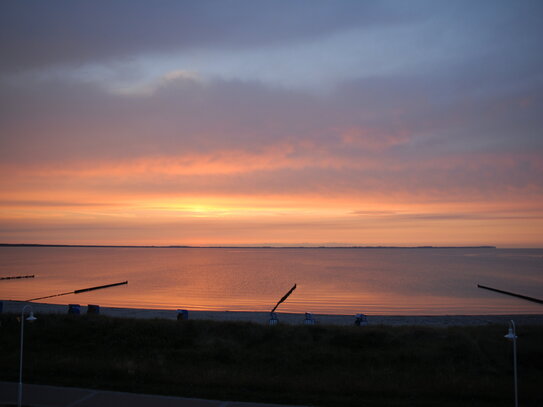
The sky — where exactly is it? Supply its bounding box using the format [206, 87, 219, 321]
[1, 0, 542, 247]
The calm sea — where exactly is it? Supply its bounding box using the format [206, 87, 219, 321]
[1, 247, 542, 315]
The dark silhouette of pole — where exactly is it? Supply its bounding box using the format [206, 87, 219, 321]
[26, 281, 128, 302]
[504, 320, 518, 407]
[1, 275, 35, 280]
[477, 284, 543, 305]
[271, 284, 297, 313]
[18, 305, 37, 407]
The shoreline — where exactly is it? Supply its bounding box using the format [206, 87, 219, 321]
[3, 300, 543, 326]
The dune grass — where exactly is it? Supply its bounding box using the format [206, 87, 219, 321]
[1, 314, 542, 406]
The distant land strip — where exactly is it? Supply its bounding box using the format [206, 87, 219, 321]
[0, 243, 497, 249]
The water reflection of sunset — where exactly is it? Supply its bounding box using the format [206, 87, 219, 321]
[2, 248, 542, 316]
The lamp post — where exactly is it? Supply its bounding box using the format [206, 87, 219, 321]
[504, 320, 518, 407]
[19, 305, 37, 407]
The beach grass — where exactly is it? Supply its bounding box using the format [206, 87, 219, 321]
[1, 314, 542, 406]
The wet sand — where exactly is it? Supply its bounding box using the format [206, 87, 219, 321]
[2, 300, 543, 326]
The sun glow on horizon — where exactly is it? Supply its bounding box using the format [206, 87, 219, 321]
[1, 1, 542, 247]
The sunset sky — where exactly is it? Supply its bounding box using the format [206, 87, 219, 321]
[1, 0, 542, 247]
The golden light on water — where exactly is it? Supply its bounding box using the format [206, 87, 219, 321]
[3, 247, 542, 315]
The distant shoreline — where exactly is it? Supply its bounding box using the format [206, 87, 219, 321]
[0, 243, 498, 249]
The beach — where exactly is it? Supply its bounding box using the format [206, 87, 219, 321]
[3, 299, 543, 406]
[4, 300, 543, 326]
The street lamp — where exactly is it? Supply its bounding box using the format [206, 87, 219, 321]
[19, 305, 37, 407]
[504, 320, 518, 407]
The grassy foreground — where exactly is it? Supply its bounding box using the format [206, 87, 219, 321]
[1, 314, 542, 407]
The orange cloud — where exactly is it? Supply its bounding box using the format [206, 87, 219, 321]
[1, 140, 542, 247]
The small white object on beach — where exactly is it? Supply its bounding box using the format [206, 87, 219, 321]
[355, 314, 368, 326]
[304, 312, 315, 325]
[177, 309, 189, 320]
[269, 312, 278, 325]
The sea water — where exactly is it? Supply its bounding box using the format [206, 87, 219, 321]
[1, 247, 542, 315]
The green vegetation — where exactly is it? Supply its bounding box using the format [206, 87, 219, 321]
[1, 314, 542, 407]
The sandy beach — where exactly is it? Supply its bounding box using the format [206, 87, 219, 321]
[3, 300, 543, 326]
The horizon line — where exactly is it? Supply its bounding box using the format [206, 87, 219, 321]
[0, 243, 500, 249]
